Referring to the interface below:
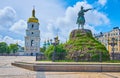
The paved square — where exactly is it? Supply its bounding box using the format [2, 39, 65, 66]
[0, 56, 120, 78]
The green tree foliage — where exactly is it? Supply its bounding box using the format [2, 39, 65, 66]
[40, 47, 46, 53]
[0, 42, 9, 54]
[9, 44, 18, 53]
[45, 44, 66, 60]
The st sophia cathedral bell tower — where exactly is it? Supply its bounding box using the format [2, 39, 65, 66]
[25, 8, 40, 55]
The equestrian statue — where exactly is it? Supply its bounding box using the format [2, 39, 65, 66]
[76, 6, 93, 29]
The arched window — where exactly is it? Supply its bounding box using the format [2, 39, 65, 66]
[32, 24, 34, 28]
[31, 40, 34, 46]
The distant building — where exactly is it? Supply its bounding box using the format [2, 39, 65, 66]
[17, 45, 24, 55]
[95, 27, 120, 59]
[25, 8, 40, 56]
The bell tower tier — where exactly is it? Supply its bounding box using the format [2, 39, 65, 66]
[25, 8, 40, 56]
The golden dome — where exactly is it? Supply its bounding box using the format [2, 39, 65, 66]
[27, 17, 39, 23]
[27, 8, 39, 23]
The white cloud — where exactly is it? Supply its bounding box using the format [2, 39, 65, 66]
[0, 7, 24, 46]
[0, 0, 65, 46]
[85, 10, 109, 26]
[0, 7, 16, 28]
[98, 0, 107, 6]
[9, 20, 27, 35]
[0, 35, 24, 46]
[0, 1, 110, 46]
[42, 1, 110, 43]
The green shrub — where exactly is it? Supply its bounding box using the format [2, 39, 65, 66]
[45, 44, 67, 60]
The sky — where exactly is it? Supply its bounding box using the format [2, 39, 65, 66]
[0, 0, 120, 47]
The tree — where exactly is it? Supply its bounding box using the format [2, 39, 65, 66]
[40, 47, 46, 53]
[45, 44, 67, 60]
[9, 44, 18, 54]
[0, 42, 9, 54]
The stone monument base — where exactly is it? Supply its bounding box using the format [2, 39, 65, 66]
[70, 29, 92, 39]
[12, 62, 120, 72]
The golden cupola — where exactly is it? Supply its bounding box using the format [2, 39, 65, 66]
[27, 8, 39, 23]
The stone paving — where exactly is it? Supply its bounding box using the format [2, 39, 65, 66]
[0, 56, 120, 78]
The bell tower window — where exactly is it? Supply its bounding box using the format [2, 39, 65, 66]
[32, 24, 34, 28]
[31, 40, 34, 46]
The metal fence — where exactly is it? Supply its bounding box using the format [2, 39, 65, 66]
[0, 53, 18, 56]
[36, 54, 46, 61]
[110, 52, 120, 60]
[36, 52, 105, 62]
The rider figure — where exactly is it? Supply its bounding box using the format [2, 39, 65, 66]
[76, 6, 92, 29]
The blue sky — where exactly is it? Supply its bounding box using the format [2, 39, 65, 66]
[0, 0, 120, 47]
[65, 0, 120, 28]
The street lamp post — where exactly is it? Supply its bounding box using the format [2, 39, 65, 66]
[108, 38, 117, 60]
[50, 36, 59, 62]
[43, 40, 47, 51]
